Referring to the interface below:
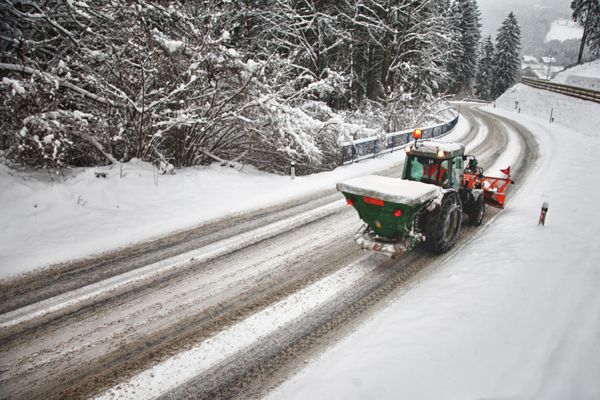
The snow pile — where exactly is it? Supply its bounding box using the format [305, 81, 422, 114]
[545, 19, 583, 42]
[269, 88, 600, 399]
[552, 59, 600, 91]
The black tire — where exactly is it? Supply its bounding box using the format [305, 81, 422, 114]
[426, 192, 463, 253]
[468, 195, 485, 226]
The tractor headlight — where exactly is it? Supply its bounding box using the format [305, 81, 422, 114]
[405, 145, 412, 153]
[437, 148, 445, 158]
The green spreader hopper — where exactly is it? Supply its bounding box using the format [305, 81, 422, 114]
[337, 175, 442, 256]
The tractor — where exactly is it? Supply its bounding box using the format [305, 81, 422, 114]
[337, 130, 512, 257]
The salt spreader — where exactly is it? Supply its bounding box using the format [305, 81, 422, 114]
[337, 129, 513, 257]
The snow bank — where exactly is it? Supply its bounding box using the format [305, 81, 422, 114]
[495, 83, 599, 134]
[552, 59, 600, 91]
[269, 86, 600, 399]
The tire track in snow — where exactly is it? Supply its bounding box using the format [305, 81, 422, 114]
[0, 211, 362, 400]
[93, 254, 383, 400]
[0, 200, 346, 339]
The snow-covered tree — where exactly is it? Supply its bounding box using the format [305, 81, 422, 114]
[447, 0, 481, 95]
[251, 2, 347, 85]
[588, 12, 600, 57]
[571, 0, 600, 62]
[474, 36, 495, 101]
[491, 12, 521, 99]
[0, 1, 335, 172]
[0, 1, 462, 173]
[439, 0, 464, 94]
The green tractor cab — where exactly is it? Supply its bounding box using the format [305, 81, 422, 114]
[338, 139, 511, 257]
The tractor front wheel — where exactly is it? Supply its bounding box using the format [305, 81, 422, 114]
[426, 193, 463, 253]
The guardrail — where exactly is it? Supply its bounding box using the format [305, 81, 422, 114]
[521, 77, 600, 103]
[340, 115, 459, 165]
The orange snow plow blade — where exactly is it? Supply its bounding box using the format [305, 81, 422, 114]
[481, 176, 512, 209]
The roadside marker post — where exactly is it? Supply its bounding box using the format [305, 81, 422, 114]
[538, 201, 549, 225]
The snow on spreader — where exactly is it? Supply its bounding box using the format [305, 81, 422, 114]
[337, 135, 513, 257]
[337, 176, 440, 256]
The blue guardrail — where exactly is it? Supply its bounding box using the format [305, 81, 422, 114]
[340, 115, 459, 165]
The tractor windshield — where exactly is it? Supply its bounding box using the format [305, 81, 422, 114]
[404, 155, 450, 187]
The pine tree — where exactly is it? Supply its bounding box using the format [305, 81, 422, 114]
[448, 0, 482, 95]
[588, 12, 600, 57]
[474, 36, 495, 100]
[438, 0, 464, 94]
[571, 0, 600, 63]
[491, 12, 521, 99]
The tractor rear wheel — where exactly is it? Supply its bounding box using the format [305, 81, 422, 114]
[468, 196, 485, 226]
[426, 192, 463, 253]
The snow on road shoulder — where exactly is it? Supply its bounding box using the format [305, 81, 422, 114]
[0, 117, 469, 280]
[268, 90, 600, 399]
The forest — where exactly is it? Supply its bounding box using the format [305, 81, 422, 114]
[1, 0, 497, 174]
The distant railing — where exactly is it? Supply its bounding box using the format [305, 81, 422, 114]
[521, 77, 600, 103]
[340, 115, 459, 165]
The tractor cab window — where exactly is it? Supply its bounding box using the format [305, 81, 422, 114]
[450, 156, 463, 189]
[404, 156, 451, 188]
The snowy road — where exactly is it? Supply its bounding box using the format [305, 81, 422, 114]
[0, 105, 538, 400]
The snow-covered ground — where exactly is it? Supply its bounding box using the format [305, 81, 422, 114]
[0, 118, 467, 280]
[552, 59, 600, 91]
[268, 83, 600, 398]
[497, 83, 599, 133]
[545, 19, 583, 42]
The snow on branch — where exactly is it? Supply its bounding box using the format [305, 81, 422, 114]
[0, 63, 113, 105]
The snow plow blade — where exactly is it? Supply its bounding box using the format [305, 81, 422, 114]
[481, 176, 513, 209]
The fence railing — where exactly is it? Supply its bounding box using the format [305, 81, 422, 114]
[340, 115, 459, 165]
[521, 77, 600, 103]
